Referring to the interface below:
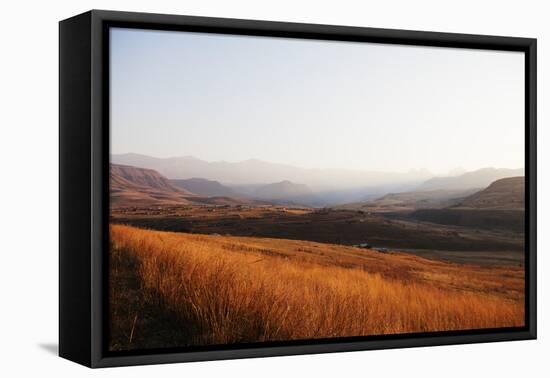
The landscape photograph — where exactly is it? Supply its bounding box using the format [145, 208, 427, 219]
[108, 27, 526, 351]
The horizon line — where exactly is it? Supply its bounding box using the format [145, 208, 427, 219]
[110, 152, 524, 177]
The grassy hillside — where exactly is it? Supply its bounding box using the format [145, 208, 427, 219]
[109, 224, 524, 351]
[110, 163, 193, 207]
[458, 176, 524, 209]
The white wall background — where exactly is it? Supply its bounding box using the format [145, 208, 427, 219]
[0, 0, 546, 376]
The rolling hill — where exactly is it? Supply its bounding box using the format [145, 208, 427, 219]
[410, 176, 525, 232]
[417, 168, 524, 191]
[111, 164, 192, 194]
[457, 176, 524, 210]
[110, 164, 195, 207]
[109, 224, 524, 349]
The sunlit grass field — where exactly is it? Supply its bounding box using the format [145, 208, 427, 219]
[109, 224, 524, 351]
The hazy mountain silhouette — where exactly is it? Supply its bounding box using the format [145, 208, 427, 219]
[111, 153, 432, 190]
[252, 180, 313, 202]
[171, 178, 237, 198]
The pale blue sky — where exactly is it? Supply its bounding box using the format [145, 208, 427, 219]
[110, 27, 524, 174]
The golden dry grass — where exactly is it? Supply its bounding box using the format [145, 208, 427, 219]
[109, 224, 524, 350]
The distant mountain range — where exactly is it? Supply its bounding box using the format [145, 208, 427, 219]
[111, 153, 524, 208]
[111, 163, 316, 208]
[111, 164, 272, 207]
[111, 153, 432, 190]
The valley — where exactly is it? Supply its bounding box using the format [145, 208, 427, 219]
[109, 160, 526, 266]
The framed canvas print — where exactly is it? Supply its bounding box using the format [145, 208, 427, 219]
[59, 10, 537, 368]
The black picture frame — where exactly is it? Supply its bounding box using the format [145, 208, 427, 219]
[59, 9, 537, 368]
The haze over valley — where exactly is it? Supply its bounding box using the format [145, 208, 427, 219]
[111, 153, 523, 207]
[110, 154, 525, 267]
